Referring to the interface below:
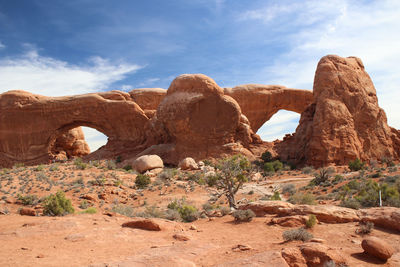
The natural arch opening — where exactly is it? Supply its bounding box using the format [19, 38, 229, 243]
[49, 124, 109, 161]
[256, 110, 300, 141]
[80, 126, 108, 153]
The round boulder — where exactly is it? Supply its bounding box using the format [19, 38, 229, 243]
[179, 157, 198, 170]
[132, 155, 164, 173]
[362, 236, 394, 261]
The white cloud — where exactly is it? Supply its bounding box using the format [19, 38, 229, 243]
[244, 0, 400, 129]
[137, 77, 160, 87]
[0, 41, 5, 49]
[0, 48, 142, 96]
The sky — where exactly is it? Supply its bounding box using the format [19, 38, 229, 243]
[1, 0, 400, 151]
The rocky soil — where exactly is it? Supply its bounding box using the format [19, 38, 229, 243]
[0, 159, 399, 266]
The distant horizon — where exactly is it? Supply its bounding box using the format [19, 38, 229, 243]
[1, 0, 400, 150]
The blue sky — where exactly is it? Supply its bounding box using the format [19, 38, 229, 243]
[1, 0, 400, 151]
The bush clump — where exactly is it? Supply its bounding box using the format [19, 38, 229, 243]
[80, 207, 97, 214]
[356, 222, 374, 235]
[17, 194, 39, 206]
[282, 227, 313, 242]
[270, 191, 281, 200]
[232, 209, 256, 222]
[263, 160, 283, 173]
[282, 184, 296, 196]
[43, 191, 74, 216]
[74, 158, 87, 170]
[178, 205, 199, 222]
[135, 174, 151, 189]
[348, 158, 365, 171]
[261, 151, 273, 162]
[305, 214, 317, 228]
[288, 192, 316, 205]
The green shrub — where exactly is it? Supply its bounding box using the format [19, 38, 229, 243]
[348, 158, 365, 171]
[261, 151, 272, 162]
[106, 160, 116, 170]
[74, 158, 87, 170]
[17, 194, 39, 206]
[263, 162, 275, 173]
[340, 198, 361, 210]
[219, 206, 231, 216]
[80, 207, 97, 214]
[43, 191, 74, 216]
[135, 174, 151, 189]
[272, 160, 283, 171]
[305, 214, 317, 228]
[35, 165, 44, 171]
[232, 209, 256, 222]
[289, 192, 316, 205]
[270, 191, 281, 200]
[282, 227, 313, 242]
[164, 209, 181, 221]
[178, 205, 199, 222]
[123, 165, 132, 171]
[205, 175, 218, 187]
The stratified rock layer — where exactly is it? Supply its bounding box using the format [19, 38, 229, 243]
[277, 55, 400, 166]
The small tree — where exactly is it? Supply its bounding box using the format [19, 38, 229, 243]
[213, 155, 250, 209]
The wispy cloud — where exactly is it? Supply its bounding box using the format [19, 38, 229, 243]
[0, 47, 142, 96]
[243, 0, 400, 129]
[0, 41, 5, 49]
[81, 126, 108, 152]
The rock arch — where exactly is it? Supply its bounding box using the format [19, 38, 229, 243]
[224, 85, 313, 132]
[0, 90, 149, 167]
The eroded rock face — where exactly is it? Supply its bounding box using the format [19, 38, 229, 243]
[224, 85, 313, 132]
[277, 55, 400, 166]
[51, 127, 90, 159]
[362, 236, 395, 261]
[0, 90, 149, 167]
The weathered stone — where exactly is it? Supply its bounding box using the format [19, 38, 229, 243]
[362, 236, 395, 261]
[131, 155, 164, 173]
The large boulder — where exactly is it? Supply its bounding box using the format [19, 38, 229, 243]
[131, 155, 164, 173]
[361, 236, 395, 261]
[51, 127, 90, 159]
[178, 157, 198, 170]
[277, 55, 400, 166]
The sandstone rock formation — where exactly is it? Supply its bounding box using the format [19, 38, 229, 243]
[0, 90, 149, 167]
[240, 200, 400, 232]
[131, 155, 164, 173]
[1, 55, 400, 168]
[51, 127, 90, 160]
[224, 85, 313, 132]
[362, 236, 395, 261]
[277, 55, 400, 166]
[178, 157, 198, 170]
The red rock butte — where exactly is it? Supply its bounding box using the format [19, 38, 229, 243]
[1, 55, 399, 167]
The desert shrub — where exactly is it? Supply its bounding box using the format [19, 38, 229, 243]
[219, 206, 231, 216]
[348, 158, 365, 171]
[115, 155, 122, 163]
[270, 191, 281, 200]
[167, 198, 186, 210]
[123, 165, 132, 171]
[135, 174, 151, 189]
[88, 176, 106, 186]
[340, 198, 361, 210]
[302, 166, 314, 174]
[136, 206, 164, 218]
[347, 180, 360, 190]
[79, 200, 90, 209]
[35, 165, 44, 171]
[212, 155, 250, 208]
[263, 162, 275, 173]
[80, 207, 97, 214]
[111, 204, 134, 217]
[261, 151, 273, 162]
[305, 214, 317, 228]
[164, 209, 181, 221]
[313, 168, 334, 185]
[232, 209, 255, 222]
[17, 194, 39, 206]
[272, 160, 283, 171]
[356, 222, 374, 235]
[74, 158, 87, 170]
[282, 184, 296, 195]
[43, 191, 74, 216]
[106, 160, 116, 170]
[158, 168, 178, 181]
[283, 227, 313, 242]
[289, 192, 316, 205]
[202, 202, 214, 212]
[333, 175, 343, 184]
[206, 175, 218, 187]
[178, 205, 199, 222]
